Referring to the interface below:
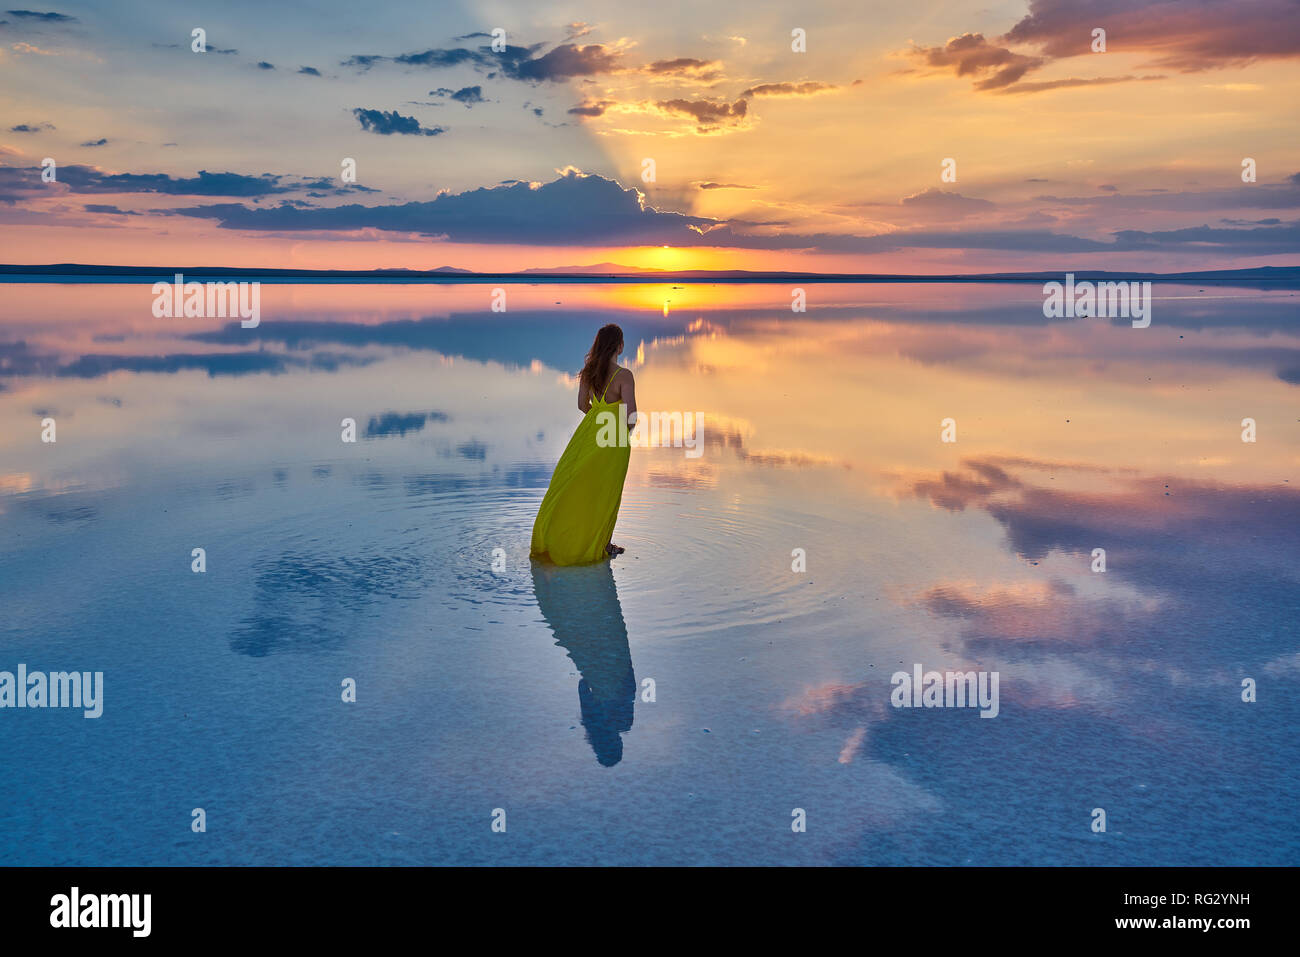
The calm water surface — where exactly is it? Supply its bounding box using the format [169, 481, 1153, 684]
[1, 281, 1297, 864]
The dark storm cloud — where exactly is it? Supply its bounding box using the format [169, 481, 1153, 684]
[507, 43, 621, 81]
[914, 0, 1300, 93]
[344, 46, 490, 70]
[394, 47, 484, 68]
[1033, 181, 1300, 212]
[343, 39, 621, 84]
[0, 164, 363, 202]
[1004, 0, 1300, 69]
[38, 166, 304, 196]
[1110, 220, 1300, 255]
[5, 9, 76, 21]
[341, 32, 742, 90]
[157, 169, 1122, 252]
[567, 100, 611, 117]
[165, 171, 713, 244]
[450, 85, 484, 106]
[352, 108, 444, 136]
[429, 86, 485, 107]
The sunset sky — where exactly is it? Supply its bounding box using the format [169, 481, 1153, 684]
[2, 0, 1298, 272]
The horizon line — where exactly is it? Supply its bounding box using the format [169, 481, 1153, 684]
[3, 263, 1300, 286]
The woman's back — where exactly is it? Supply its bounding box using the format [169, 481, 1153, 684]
[581, 361, 635, 415]
[598, 365, 627, 403]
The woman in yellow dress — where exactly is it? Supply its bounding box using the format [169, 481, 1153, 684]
[531, 323, 637, 565]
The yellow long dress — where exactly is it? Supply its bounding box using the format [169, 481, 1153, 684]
[530, 369, 631, 565]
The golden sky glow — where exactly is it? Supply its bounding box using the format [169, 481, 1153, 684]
[1, 1, 1298, 272]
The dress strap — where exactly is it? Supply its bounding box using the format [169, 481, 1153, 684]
[600, 367, 619, 402]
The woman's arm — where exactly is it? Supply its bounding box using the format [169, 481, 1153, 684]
[577, 376, 592, 413]
[622, 369, 637, 424]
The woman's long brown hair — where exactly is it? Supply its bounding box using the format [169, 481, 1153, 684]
[580, 323, 624, 397]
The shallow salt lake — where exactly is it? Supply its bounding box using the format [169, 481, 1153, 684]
[1, 281, 1297, 865]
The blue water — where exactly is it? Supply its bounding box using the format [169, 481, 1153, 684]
[1, 282, 1297, 864]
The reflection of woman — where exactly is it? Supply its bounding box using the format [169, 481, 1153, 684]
[531, 324, 637, 565]
[531, 560, 635, 767]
